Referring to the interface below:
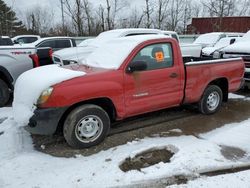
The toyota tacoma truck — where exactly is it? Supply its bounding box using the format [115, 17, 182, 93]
[25, 35, 244, 148]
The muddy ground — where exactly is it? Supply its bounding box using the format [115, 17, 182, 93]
[32, 91, 250, 158]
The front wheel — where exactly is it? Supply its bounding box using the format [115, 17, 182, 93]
[63, 104, 110, 149]
[198, 85, 223, 114]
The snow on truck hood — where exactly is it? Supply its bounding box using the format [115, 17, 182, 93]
[13, 65, 85, 126]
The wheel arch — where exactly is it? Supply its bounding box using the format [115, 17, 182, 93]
[56, 97, 117, 134]
[207, 77, 228, 102]
[0, 66, 14, 89]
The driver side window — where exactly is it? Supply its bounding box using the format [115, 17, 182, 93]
[132, 43, 173, 71]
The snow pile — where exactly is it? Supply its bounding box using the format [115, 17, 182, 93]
[229, 93, 245, 99]
[1, 111, 250, 187]
[170, 170, 250, 188]
[12, 65, 85, 126]
[81, 35, 168, 69]
[201, 119, 250, 152]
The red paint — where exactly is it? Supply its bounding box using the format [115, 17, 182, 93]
[188, 17, 250, 34]
[40, 38, 245, 120]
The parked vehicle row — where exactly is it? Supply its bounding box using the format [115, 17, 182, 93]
[21, 35, 245, 148]
[52, 29, 202, 65]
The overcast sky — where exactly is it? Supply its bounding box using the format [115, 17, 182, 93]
[4, 0, 145, 24]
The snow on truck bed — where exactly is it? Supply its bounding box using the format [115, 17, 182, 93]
[13, 65, 85, 126]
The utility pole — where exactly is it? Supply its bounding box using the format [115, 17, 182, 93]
[60, 0, 65, 35]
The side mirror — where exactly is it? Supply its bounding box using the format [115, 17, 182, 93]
[13, 40, 19, 44]
[127, 61, 147, 73]
[230, 38, 236, 45]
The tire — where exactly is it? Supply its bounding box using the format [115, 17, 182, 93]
[198, 85, 223, 115]
[63, 104, 110, 149]
[0, 79, 10, 107]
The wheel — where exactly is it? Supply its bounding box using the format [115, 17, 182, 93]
[198, 85, 223, 114]
[0, 79, 10, 107]
[63, 104, 110, 148]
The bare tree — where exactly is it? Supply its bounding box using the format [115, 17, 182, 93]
[25, 6, 55, 35]
[64, 0, 84, 36]
[144, 0, 154, 28]
[202, 0, 239, 31]
[82, 0, 93, 35]
[167, 0, 185, 31]
[128, 7, 145, 28]
[155, 0, 170, 29]
[202, 0, 235, 17]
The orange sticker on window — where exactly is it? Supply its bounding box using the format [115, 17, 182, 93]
[155, 52, 164, 62]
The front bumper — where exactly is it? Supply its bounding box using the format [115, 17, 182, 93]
[25, 107, 68, 135]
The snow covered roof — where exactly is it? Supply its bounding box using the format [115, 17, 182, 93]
[81, 34, 169, 69]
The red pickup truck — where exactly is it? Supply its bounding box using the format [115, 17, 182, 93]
[27, 35, 244, 148]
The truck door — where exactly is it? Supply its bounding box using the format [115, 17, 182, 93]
[124, 42, 183, 116]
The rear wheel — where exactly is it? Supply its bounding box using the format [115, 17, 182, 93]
[198, 85, 223, 114]
[63, 104, 110, 149]
[0, 79, 10, 107]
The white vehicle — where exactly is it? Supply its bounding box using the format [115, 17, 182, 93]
[12, 35, 40, 44]
[22, 37, 76, 51]
[193, 32, 244, 48]
[0, 37, 77, 106]
[220, 31, 250, 88]
[202, 37, 240, 57]
[0, 45, 38, 106]
[53, 29, 202, 65]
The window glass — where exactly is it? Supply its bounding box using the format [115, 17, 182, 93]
[55, 40, 71, 48]
[37, 40, 56, 48]
[27, 37, 38, 43]
[131, 43, 173, 71]
[0, 38, 13, 46]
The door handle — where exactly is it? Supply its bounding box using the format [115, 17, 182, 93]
[169, 73, 178, 78]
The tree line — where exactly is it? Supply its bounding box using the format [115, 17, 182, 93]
[2, 0, 250, 37]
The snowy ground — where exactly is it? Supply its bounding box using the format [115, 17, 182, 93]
[0, 93, 250, 188]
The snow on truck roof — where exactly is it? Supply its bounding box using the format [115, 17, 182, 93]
[80, 34, 169, 69]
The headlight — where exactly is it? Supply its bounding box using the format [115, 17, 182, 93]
[37, 87, 53, 105]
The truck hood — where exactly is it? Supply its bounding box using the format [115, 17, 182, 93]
[13, 64, 85, 125]
[202, 47, 217, 56]
[53, 46, 97, 62]
[223, 41, 250, 54]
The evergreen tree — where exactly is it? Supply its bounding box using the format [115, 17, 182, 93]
[0, 0, 26, 36]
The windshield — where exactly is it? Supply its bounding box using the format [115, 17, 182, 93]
[194, 33, 222, 45]
[214, 38, 231, 48]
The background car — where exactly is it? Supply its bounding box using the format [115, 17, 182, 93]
[12, 35, 41, 44]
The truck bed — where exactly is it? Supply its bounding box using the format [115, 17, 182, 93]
[183, 57, 244, 104]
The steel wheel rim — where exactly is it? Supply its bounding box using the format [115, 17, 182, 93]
[75, 115, 103, 143]
[206, 91, 220, 111]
